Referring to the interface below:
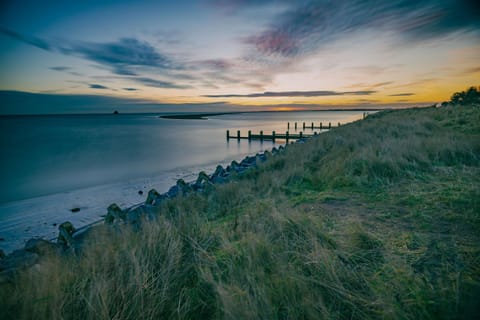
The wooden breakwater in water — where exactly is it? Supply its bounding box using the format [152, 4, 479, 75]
[226, 130, 316, 142]
[287, 121, 341, 130]
[227, 121, 343, 142]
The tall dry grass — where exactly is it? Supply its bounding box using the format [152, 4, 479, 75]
[1, 104, 479, 319]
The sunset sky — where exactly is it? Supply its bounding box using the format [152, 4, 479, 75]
[1, 0, 479, 113]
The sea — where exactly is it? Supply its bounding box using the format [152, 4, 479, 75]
[0, 110, 366, 253]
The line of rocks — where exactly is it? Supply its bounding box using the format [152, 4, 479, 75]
[0, 142, 298, 284]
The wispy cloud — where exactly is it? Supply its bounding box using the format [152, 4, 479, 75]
[123, 87, 139, 91]
[389, 93, 415, 96]
[50, 66, 70, 72]
[0, 28, 190, 89]
[0, 27, 51, 51]
[242, 0, 480, 59]
[61, 38, 180, 76]
[132, 77, 191, 89]
[204, 90, 375, 98]
[89, 84, 109, 89]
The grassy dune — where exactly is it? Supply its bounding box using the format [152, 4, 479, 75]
[1, 104, 479, 319]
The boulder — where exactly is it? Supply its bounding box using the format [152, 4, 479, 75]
[167, 185, 179, 198]
[176, 179, 191, 194]
[105, 203, 125, 223]
[195, 171, 211, 190]
[0, 269, 15, 285]
[25, 238, 59, 256]
[0, 249, 39, 271]
[214, 165, 226, 177]
[211, 175, 228, 184]
[145, 188, 160, 205]
[57, 221, 76, 247]
[125, 204, 157, 227]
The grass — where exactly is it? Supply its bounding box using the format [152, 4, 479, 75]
[1, 104, 479, 319]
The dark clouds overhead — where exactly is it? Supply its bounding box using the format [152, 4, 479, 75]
[244, 0, 480, 58]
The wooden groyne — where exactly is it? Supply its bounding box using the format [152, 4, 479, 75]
[227, 130, 317, 142]
[287, 122, 341, 130]
[227, 121, 343, 142]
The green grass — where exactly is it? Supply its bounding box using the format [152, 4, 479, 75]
[1, 104, 479, 319]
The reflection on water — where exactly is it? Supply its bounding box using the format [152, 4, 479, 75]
[0, 110, 366, 252]
[0, 111, 364, 203]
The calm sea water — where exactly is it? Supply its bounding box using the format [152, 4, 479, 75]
[0, 110, 364, 252]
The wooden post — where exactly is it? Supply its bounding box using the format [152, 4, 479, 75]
[272, 131, 276, 142]
[226, 130, 230, 141]
[248, 130, 251, 141]
[299, 131, 303, 138]
[260, 130, 264, 141]
[320, 122, 323, 130]
[328, 122, 331, 129]
[237, 130, 240, 141]
[286, 131, 289, 142]
[303, 122, 305, 129]
[287, 122, 290, 129]
[311, 122, 314, 130]
[295, 122, 297, 130]
[338, 122, 340, 127]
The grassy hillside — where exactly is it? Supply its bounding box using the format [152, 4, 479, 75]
[1, 104, 479, 319]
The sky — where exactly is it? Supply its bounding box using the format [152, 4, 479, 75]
[0, 0, 479, 113]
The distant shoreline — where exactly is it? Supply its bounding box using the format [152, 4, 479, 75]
[0, 108, 387, 118]
[158, 109, 384, 120]
[159, 112, 242, 120]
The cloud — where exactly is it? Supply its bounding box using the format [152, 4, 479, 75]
[462, 66, 480, 74]
[0, 27, 51, 51]
[0, 28, 188, 84]
[200, 59, 235, 71]
[389, 93, 415, 96]
[244, 0, 480, 58]
[123, 87, 138, 91]
[89, 84, 109, 89]
[204, 90, 375, 98]
[50, 66, 70, 72]
[132, 77, 191, 89]
[61, 38, 180, 76]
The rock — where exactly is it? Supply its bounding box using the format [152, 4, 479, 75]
[125, 204, 157, 227]
[105, 203, 125, 223]
[0, 249, 39, 271]
[240, 156, 254, 168]
[57, 222, 76, 247]
[70, 207, 80, 213]
[138, 190, 143, 195]
[211, 175, 227, 184]
[195, 171, 211, 190]
[177, 179, 191, 194]
[25, 238, 59, 256]
[271, 147, 278, 155]
[145, 189, 160, 205]
[214, 165, 226, 177]
[167, 185, 179, 198]
[0, 269, 15, 285]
